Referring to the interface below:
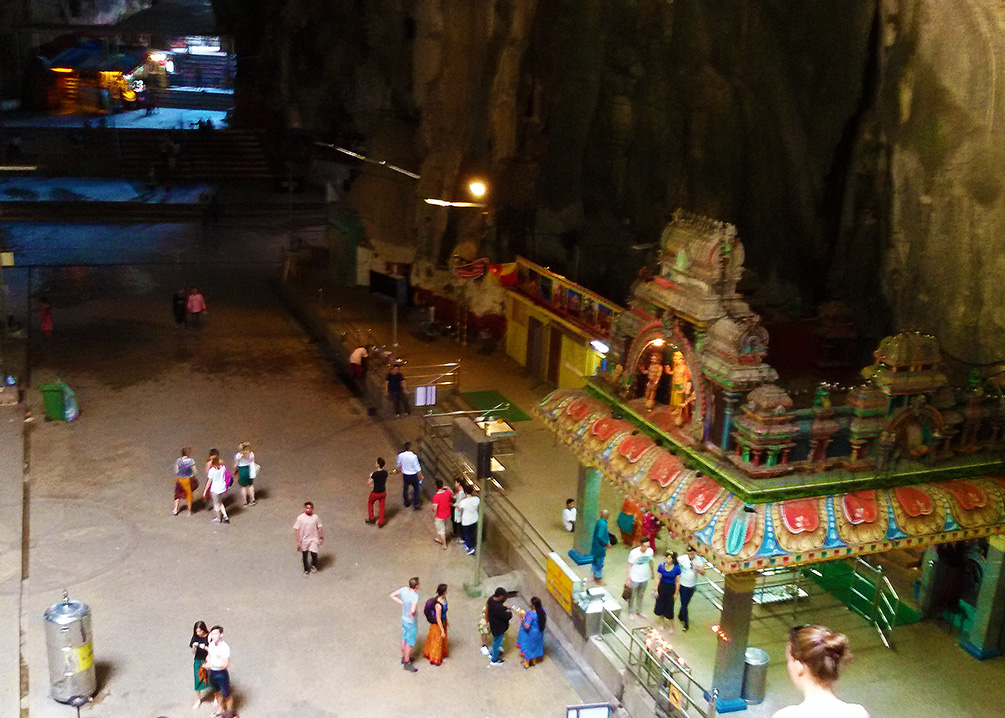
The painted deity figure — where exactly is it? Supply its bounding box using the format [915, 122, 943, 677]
[669, 352, 694, 426]
[644, 354, 664, 411]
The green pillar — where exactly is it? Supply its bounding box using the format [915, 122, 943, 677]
[569, 464, 602, 564]
[961, 535, 1005, 660]
[712, 573, 757, 712]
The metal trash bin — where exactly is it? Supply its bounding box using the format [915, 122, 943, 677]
[44, 592, 96, 704]
[741, 647, 769, 704]
[40, 382, 65, 421]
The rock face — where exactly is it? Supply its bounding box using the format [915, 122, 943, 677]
[213, 0, 1003, 360]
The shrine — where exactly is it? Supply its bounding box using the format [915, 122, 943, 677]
[536, 210, 1005, 711]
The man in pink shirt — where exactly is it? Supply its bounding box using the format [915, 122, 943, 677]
[186, 288, 207, 330]
[431, 479, 452, 550]
[293, 502, 324, 576]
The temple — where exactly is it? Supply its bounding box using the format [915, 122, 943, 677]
[535, 209, 1005, 711]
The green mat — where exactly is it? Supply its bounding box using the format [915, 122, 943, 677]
[461, 390, 532, 423]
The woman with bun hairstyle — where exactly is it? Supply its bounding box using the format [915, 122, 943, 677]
[772, 624, 869, 718]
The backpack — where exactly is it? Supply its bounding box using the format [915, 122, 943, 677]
[424, 597, 439, 624]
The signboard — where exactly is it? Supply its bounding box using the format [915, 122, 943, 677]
[0, 252, 12, 267]
[415, 385, 437, 407]
[546, 551, 578, 614]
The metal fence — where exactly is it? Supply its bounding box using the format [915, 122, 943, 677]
[597, 609, 717, 718]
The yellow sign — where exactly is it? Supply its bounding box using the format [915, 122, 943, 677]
[668, 683, 683, 710]
[545, 552, 577, 614]
[71, 642, 94, 672]
[0, 252, 12, 267]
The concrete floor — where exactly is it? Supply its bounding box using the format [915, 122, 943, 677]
[9, 231, 595, 717]
[4, 216, 1005, 717]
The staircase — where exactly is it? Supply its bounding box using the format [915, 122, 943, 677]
[172, 53, 233, 89]
[116, 128, 274, 180]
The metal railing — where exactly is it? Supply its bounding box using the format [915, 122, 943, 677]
[417, 412, 551, 573]
[597, 609, 716, 718]
[697, 565, 809, 622]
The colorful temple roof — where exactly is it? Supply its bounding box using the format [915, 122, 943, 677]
[537, 388, 1005, 574]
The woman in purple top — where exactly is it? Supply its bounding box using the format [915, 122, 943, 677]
[653, 550, 681, 633]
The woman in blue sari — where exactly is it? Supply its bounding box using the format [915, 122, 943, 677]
[517, 596, 547, 668]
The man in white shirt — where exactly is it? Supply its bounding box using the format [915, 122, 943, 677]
[677, 545, 707, 631]
[562, 498, 577, 532]
[625, 536, 655, 618]
[395, 442, 424, 511]
[457, 483, 481, 556]
[205, 625, 233, 714]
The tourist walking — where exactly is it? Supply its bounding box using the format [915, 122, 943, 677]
[189, 621, 210, 709]
[422, 583, 449, 666]
[390, 577, 421, 672]
[677, 545, 707, 631]
[457, 482, 480, 556]
[653, 551, 681, 633]
[205, 625, 233, 716]
[233, 442, 257, 506]
[591, 509, 612, 583]
[625, 536, 655, 618]
[772, 624, 869, 718]
[517, 596, 547, 668]
[395, 442, 423, 510]
[431, 479, 452, 549]
[452, 478, 465, 543]
[172, 289, 187, 328]
[186, 288, 206, 330]
[202, 452, 230, 524]
[294, 501, 324, 575]
[487, 587, 512, 665]
[173, 447, 198, 515]
[385, 362, 411, 416]
[365, 457, 389, 527]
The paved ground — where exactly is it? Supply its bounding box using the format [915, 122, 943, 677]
[2, 108, 230, 131]
[9, 229, 595, 717]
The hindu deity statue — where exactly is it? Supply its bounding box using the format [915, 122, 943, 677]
[669, 351, 694, 425]
[644, 354, 664, 411]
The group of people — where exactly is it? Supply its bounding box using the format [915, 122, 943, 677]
[391, 579, 547, 673]
[172, 288, 208, 330]
[364, 444, 482, 556]
[189, 622, 238, 717]
[173, 443, 258, 523]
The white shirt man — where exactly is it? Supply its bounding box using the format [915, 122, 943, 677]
[349, 346, 368, 365]
[396, 443, 423, 510]
[625, 538, 655, 617]
[562, 502, 577, 532]
[676, 547, 707, 631]
[204, 626, 233, 712]
[457, 488, 481, 555]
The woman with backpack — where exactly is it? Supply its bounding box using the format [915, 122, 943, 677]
[422, 583, 449, 666]
[202, 450, 231, 524]
[516, 596, 546, 668]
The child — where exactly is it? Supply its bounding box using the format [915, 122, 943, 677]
[562, 498, 577, 532]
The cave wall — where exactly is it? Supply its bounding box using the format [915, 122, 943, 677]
[214, 0, 1005, 361]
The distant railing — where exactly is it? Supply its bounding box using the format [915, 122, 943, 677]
[597, 609, 716, 718]
[697, 564, 808, 622]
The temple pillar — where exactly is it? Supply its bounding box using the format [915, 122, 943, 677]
[569, 464, 602, 564]
[961, 535, 1005, 660]
[917, 545, 943, 616]
[721, 392, 740, 452]
[711, 572, 757, 713]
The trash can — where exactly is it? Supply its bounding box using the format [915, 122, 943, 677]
[40, 382, 65, 421]
[44, 592, 96, 704]
[741, 647, 769, 704]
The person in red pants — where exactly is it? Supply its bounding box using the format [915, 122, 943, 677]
[365, 457, 389, 527]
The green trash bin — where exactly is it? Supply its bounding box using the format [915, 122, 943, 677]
[40, 382, 66, 421]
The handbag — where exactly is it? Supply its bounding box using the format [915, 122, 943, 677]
[190, 476, 199, 492]
[249, 462, 260, 479]
[622, 583, 632, 601]
[224, 468, 234, 491]
[197, 664, 209, 684]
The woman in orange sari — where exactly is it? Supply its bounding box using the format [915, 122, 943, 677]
[423, 583, 449, 666]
